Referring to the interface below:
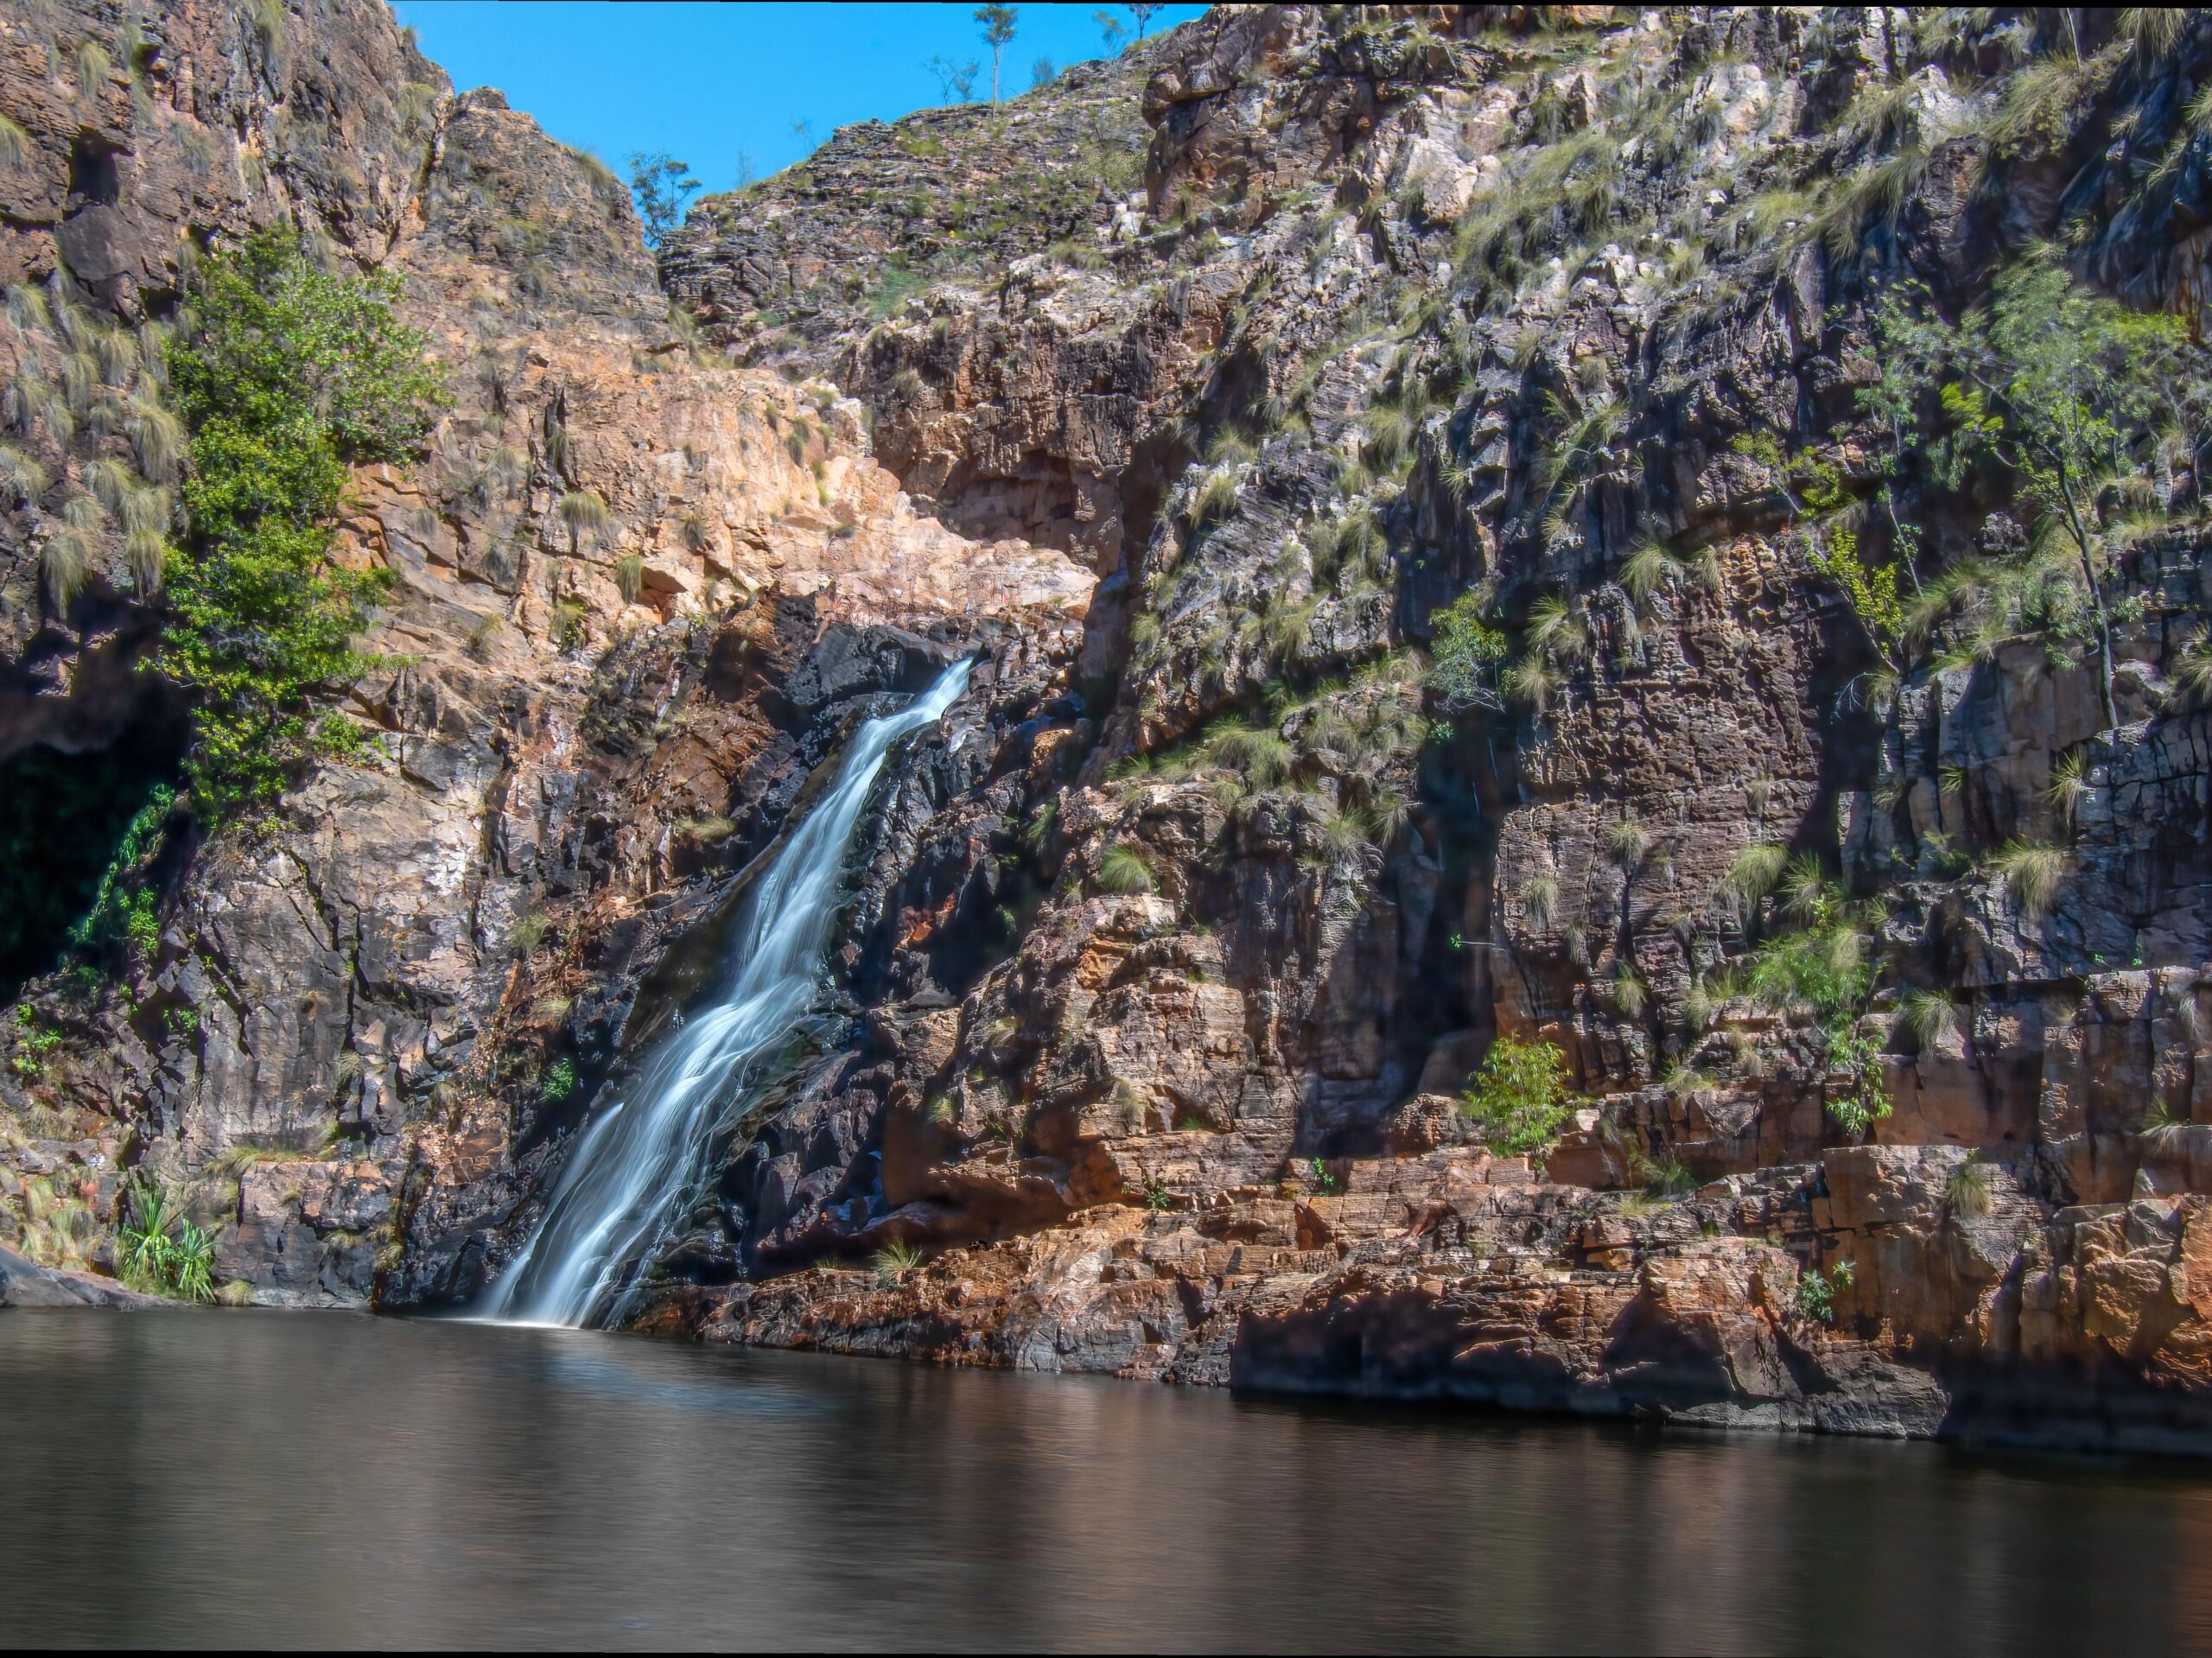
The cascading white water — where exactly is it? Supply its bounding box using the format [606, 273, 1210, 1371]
[482, 657, 972, 1327]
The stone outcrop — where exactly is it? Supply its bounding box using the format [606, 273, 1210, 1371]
[0, 1239, 160, 1306]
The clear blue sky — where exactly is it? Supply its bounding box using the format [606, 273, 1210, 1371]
[392, 3, 1207, 199]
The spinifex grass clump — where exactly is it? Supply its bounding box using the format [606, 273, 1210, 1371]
[871, 1238, 923, 1286]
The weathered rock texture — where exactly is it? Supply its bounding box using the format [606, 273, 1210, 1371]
[11, 1, 2212, 1456]
[0, 0, 1089, 1304]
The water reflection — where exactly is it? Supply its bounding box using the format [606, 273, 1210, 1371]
[2, 1310, 2209, 1652]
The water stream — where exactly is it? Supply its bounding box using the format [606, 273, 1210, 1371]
[482, 657, 972, 1327]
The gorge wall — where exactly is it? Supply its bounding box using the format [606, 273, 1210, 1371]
[10, 0, 2212, 1454]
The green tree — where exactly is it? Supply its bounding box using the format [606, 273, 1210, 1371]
[165, 228, 443, 825]
[1459, 1035, 1574, 1157]
[1128, 2, 1165, 38]
[626, 151, 700, 250]
[1877, 252, 2196, 727]
[1856, 299, 1931, 593]
[975, 3, 1018, 102]
[1094, 10, 1126, 50]
[1423, 590, 1509, 712]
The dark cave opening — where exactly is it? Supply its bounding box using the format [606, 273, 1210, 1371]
[0, 715, 190, 1004]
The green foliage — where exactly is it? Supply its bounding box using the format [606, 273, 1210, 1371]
[1825, 1023, 1891, 1140]
[1424, 590, 1509, 711]
[1361, 398, 1415, 473]
[975, 3, 1018, 101]
[1095, 842, 1155, 895]
[1205, 721, 1293, 785]
[1020, 798, 1058, 861]
[117, 1179, 215, 1302]
[867, 261, 927, 317]
[871, 1238, 924, 1286]
[2046, 749, 2089, 824]
[8, 1007, 62, 1079]
[558, 489, 613, 548]
[1618, 541, 1686, 608]
[1526, 592, 1589, 664]
[1870, 257, 2202, 727]
[1989, 838, 2067, 918]
[1796, 1260, 1853, 1324]
[1726, 841, 1789, 906]
[1306, 1156, 1341, 1197]
[1501, 655, 1558, 715]
[40, 527, 87, 613]
[1459, 1035, 1574, 1157]
[1897, 989, 1957, 1048]
[1634, 1151, 1696, 1197]
[163, 228, 442, 825]
[0, 738, 186, 997]
[1738, 866, 1892, 1138]
[1946, 1156, 1992, 1219]
[1184, 467, 1240, 530]
[551, 597, 591, 653]
[541, 1056, 577, 1102]
[626, 151, 700, 249]
[1745, 920, 1871, 1025]
[1808, 527, 1904, 668]
[66, 785, 175, 964]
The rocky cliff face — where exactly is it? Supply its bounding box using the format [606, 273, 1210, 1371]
[0, 0, 1089, 1304]
[10, 1, 2212, 1453]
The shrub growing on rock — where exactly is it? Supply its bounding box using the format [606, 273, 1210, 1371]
[117, 1179, 214, 1302]
[1423, 590, 1508, 712]
[1795, 1261, 1852, 1324]
[1459, 1035, 1573, 1157]
[164, 227, 442, 825]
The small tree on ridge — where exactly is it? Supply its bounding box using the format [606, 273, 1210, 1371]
[975, 4, 1017, 102]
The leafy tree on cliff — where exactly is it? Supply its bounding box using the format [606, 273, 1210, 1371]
[626, 152, 700, 250]
[1871, 251, 2199, 729]
[1459, 1036, 1574, 1157]
[975, 4, 1017, 103]
[165, 227, 443, 826]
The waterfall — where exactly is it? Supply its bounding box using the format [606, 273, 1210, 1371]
[482, 657, 972, 1327]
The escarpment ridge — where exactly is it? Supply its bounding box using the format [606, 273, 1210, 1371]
[9, 2, 2212, 1453]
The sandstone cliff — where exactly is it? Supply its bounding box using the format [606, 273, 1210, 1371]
[8, 1, 2212, 1455]
[0, 0, 1090, 1304]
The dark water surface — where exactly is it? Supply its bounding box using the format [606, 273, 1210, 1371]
[3, 1312, 2211, 1653]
